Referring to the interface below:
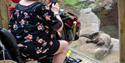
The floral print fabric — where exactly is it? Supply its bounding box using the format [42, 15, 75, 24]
[8, 2, 61, 59]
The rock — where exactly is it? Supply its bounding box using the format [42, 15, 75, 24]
[80, 31, 114, 60]
[93, 37, 119, 60]
[70, 35, 119, 61]
[79, 8, 100, 35]
[94, 44, 113, 60]
[100, 0, 117, 10]
[89, 0, 96, 2]
[92, 2, 118, 38]
[111, 38, 119, 51]
[94, 47, 108, 60]
[101, 25, 118, 38]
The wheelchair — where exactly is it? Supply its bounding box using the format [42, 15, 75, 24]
[0, 9, 81, 63]
[0, 27, 23, 62]
[0, 27, 82, 63]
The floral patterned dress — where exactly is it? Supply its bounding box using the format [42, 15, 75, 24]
[8, 2, 61, 60]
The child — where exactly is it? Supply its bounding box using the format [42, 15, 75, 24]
[8, 0, 69, 63]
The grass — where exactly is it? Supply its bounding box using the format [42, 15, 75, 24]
[64, 0, 94, 10]
[64, 0, 79, 6]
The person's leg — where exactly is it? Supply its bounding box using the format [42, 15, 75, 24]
[52, 40, 69, 63]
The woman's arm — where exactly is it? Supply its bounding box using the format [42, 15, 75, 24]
[38, 3, 63, 36]
[51, 3, 63, 32]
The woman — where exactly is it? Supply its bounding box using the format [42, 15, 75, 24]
[8, 0, 69, 63]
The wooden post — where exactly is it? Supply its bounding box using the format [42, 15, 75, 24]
[0, 0, 10, 29]
[119, 0, 125, 63]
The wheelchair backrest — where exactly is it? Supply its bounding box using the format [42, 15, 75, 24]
[0, 28, 17, 49]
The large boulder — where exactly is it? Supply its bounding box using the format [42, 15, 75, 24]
[70, 36, 119, 63]
[91, 0, 118, 39]
[79, 8, 100, 35]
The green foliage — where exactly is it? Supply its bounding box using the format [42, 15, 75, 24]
[64, 0, 106, 12]
[64, 0, 98, 10]
[64, 0, 79, 6]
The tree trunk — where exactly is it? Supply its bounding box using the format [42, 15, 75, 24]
[119, 0, 125, 63]
[0, 0, 10, 29]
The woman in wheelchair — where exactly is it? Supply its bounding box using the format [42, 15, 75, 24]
[8, 0, 69, 63]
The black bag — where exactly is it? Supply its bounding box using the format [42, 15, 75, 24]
[60, 12, 81, 41]
[64, 57, 82, 63]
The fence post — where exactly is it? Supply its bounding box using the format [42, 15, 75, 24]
[0, 0, 10, 29]
[119, 0, 125, 63]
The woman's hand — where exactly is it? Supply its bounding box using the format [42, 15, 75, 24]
[51, 3, 63, 36]
[51, 3, 60, 15]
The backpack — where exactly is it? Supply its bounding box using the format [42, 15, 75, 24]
[60, 12, 81, 41]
